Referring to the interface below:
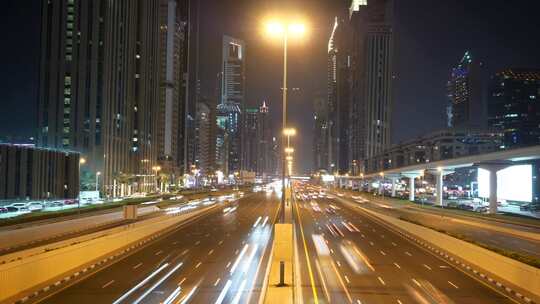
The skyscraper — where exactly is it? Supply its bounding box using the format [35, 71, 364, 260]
[38, 0, 108, 175]
[101, 0, 161, 196]
[328, 0, 394, 175]
[195, 100, 215, 174]
[447, 51, 486, 129]
[488, 69, 540, 148]
[157, 0, 189, 181]
[243, 107, 259, 173]
[327, 15, 352, 174]
[216, 35, 246, 174]
[38, 0, 163, 196]
[313, 94, 330, 171]
[257, 101, 272, 176]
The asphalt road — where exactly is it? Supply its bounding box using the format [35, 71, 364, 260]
[294, 189, 516, 304]
[339, 192, 540, 261]
[37, 191, 280, 304]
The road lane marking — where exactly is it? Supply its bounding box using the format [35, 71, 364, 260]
[391, 242, 397, 246]
[195, 262, 202, 268]
[439, 265, 449, 269]
[393, 262, 401, 269]
[195, 240, 201, 245]
[296, 200, 320, 304]
[423, 264, 432, 270]
[214, 277, 221, 286]
[337, 261, 342, 267]
[380, 250, 386, 256]
[155, 250, 163, 256]
[219, 240, 224, 245]
[208, 249, 214, 255]
[448, 281, 459, 289]
[397, 300, 403, 304]
[132, 262, 143, 270]
[412, 278, 421, 287]
[181, 249, 189, 255]
[378, 276, 386, 286]
[226, 261, 231, 268]
[344, 275, 350, 284]
[330, 260, 353, 303]
[369, 241, 374, 246]
[179, 277, 186, 285]
[405, 251, 412, 256]
[102, 280, 114, 288]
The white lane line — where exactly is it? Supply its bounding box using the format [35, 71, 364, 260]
[226, 261, 232, 268]
[214, 277, 221, 286]
[262, 216, 269, 226]
[253, 216, 262, 228]
[377, 276, 386, 286]
[344, 275, 350, 284]
[195, 240, 201, 245]
[380, 250, 386, 256]
[208, 249, 214, 255]
[219, 240, 224, 245]
[179, 277, 186, 285]
[132, 262, 143, 270]
[112, 263, 169, 304]
[155, 250, 163, 256]
[412, 278, 422, 287]
[393, 262, 401, 269]
[102, 280, 115, 289]
[195, 262, 202, 269]
[132, 262, 183, 304]
[397, 300, 403, 304]
[405, 251, 412, 256]
[369, 241, 374, 246]
[439, 265, 450, 269]
[448, 281, 459, 289]
[391, 242, 397, 247]
[423, 264, 432, 270]
[214, 279, 232, 304]
[181, 249, 189, 255]
[337, 261, 342, 267]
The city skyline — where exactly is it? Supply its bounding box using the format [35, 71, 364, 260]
[1, 0, 540, 174]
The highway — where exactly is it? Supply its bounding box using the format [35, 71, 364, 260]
[294, 186, 515, 304]
[37, 191, 280, 304]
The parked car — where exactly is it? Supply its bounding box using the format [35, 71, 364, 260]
[64, 199, 79, 205]
[27, 202, 44, 211]
[0, 207, 8, 213]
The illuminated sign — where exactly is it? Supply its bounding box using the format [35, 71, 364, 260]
[478, 165, 532, 203]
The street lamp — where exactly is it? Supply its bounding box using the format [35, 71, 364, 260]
[96, 171, 101, 191]
[284, 147, 294, 154]
[78, 157, 87, 213]
[152, 166, 161, 192]
[265, 18, 307, 223]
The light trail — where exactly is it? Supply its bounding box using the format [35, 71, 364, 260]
[162, 286, 181, 304]
[230, 279, 247, 304]
[112, 263, 169, 304]
[230, 244, 249, 274]
[132, 262, 183, 304]
[214, 279, 232, 304]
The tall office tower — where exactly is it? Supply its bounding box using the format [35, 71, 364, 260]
[327, 16, 351, 174]
[349, 0, 394, 173]
[101, 0, 161, 196]
[184, 0, 200, 172]
[194, 100, 214, 174]
[447, 51, 486, 129]
[157, 0, 189, 181]
[218, 35, 246, 174]
[488, 69, 540, 148]
[257, 101, 272, 175]
[243, 108, 259, 173]
[38, 0, 108, 177]
[313, 95, 330, 172]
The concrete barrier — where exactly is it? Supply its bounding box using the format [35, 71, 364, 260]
[264, 224, 294, 304]
[0, 205, 216, 303]
[338, 197, 540, 302]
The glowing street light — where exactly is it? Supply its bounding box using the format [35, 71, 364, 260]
[264, 17, 308, 223]
[283, 128, 297, 136]
[96, 171, 101, 191]
[284, 147, 295, 154]
[286, 156, 293, 161]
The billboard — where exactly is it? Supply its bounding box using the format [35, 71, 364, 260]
[478, 165, 532, 203]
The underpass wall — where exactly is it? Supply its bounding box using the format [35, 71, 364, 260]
[0, 206, 216, 303]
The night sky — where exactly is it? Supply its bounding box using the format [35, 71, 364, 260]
[1, 0, 540, 173]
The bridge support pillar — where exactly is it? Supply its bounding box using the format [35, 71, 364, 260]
[402, 172, 423, 202]
[429, 169, 454, 207]
[476, 161, 513, 214]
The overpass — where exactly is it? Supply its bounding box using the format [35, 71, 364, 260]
[336, 145, 540, 213]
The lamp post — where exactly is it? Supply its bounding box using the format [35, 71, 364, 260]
[96, 171, 101, 192]
[265, 20, 305, 223]
[152, 166, 161, 192]
[78, 157, 86, 213]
